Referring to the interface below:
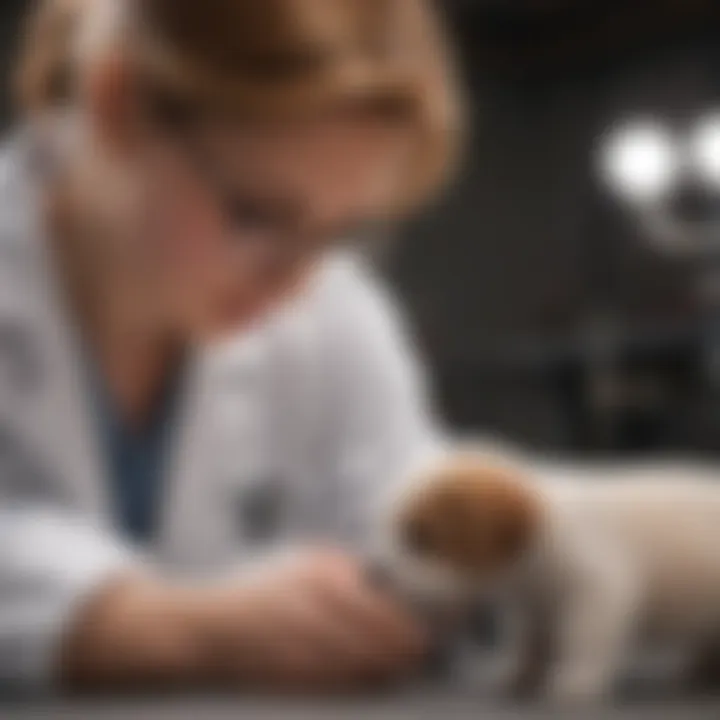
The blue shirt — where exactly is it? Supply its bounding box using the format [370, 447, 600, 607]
[86, 358, 184, 545]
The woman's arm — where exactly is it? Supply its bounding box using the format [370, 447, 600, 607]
[0, 504, 427, 693]
[55, 567, 215, 691]
[0, 505, 145, 689]
[0, 417, 210, 690]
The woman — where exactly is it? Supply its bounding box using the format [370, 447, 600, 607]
[0, 0, 462, 694]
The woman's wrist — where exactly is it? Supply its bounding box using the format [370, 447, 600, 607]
[58, 573, 215, 690]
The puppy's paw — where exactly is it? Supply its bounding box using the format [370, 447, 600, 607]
[543, 669, 611, 706]
[496, 668, 546, 701]
[483, 656, 546, 701]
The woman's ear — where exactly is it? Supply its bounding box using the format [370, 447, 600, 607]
[84, 50, 145, 157]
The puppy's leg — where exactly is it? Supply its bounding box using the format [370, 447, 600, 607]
[682, 641, 720, 694]
[496, 594, 556, 699]
[544, 566, 639, 704]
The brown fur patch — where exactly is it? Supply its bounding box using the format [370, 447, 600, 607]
[398, 458, 544, 579]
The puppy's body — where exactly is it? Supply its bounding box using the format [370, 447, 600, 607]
[387, 455, 720, 702]
[539, 468, 720, 636]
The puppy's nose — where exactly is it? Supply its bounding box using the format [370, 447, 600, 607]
[403, 517, 434, 556]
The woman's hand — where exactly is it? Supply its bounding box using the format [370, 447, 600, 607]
[204, 549, 429, 692]
[59, 549, 430, 693]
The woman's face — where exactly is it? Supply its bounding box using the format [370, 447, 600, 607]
[116, 116, 411, 341]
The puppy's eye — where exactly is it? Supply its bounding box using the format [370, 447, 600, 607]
[403, 518, 434, 556]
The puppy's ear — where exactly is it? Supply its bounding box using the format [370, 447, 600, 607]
[489, 478, 539, 565]
[440, 459, 542, 564]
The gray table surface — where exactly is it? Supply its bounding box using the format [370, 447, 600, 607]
[3, 694, 720, 720]
[4, 680, 720, 720]
[3, 651, 720, 719]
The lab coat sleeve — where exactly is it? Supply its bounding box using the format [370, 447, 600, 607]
[0, 423, 135, 689]
[0, 507, 134, 690]
[316, 257, 449, 548]
[0, 137, 138, 690]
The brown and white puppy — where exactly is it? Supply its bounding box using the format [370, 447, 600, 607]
[380, 452, 720, 703]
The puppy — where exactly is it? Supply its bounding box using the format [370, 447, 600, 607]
[381, 452, 720, 703]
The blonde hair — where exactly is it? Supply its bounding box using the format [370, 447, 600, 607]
[15, 0, 465, 212]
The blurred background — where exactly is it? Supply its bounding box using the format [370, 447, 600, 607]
[4, 0, 720, 458]
[390, 0, 720, 458]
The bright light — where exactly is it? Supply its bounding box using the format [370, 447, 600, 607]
[691, 112, 720, 187]
[600, 120, 678, 203]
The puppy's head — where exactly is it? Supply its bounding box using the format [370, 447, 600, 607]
[387, 457, 544, 600]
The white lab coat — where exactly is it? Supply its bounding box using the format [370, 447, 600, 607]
[0, 130, 446, 688]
